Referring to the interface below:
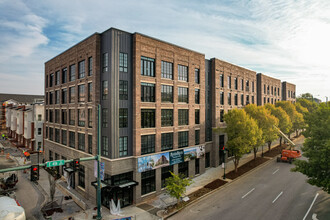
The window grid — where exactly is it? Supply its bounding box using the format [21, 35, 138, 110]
[119, 108, 128, 128]
[195, 68, 200, 84]
[141, 134, 155, 155]
[178, 109, 189, 126]
[141, 109, 155, 128]
[102, 108, 108, 128]
[178, 87, 188, 103]
[178, 131, 189, 148]
[78, 133, 85, 151]
[141, 56, 155, 76]
[69, 64, 75, 81]
[78, 109, 85, 127]
[195, 89, 200, 104]
[161, 109, 173, 127]
[119, 53, 128, 72]
[141, 170, 155, 195]
[161, 85, 173, 103]
[161, 61, 173, 79]
[78, 84, 85, 102]
[178, 65, 188, 81]
[102, 136, 109, 156]
[119, 136, 128, 157]
[78, 60, 85, 79]
[161, 133, 173, 151]
[102, 81, 108, 100]
[195, 109, 200, 124]
[195, 130, 200, 145]
[88, 57, 93, 76]
[141, 82, 155, 102]
[103, 53, 108, 72]
[119, 80, 128, 100]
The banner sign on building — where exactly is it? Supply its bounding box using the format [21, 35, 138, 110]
[169, 150, 184, 165]
[137, 145, 205, 172]
[138, 152, 170, 172]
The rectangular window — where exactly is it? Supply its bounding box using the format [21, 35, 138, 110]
[178, 109, 189, 125]
[61, 130, 67, 145]
[55, 109, 60, 123]
[102, 108, 108, 128]
[235, 94, 238, 105]
[228, 93, 231, 105]
[178, 161, 189, 178]
[228, 76, 231, 89]
[271, 86, 274, 95]
[220, 74, 224, 87]
[264, 84, 266, 93]
[161, 133, 173, 151]
[278, 88, 280, 96]
[246, 95, 250, 105]
[264, 97, 266, 104]
[102, 81, 108, 100]
[88, 135, 92, 154]
[267, 86, 270, 94]
[69, 64, 75, 81]
[252, 81, 255, 92]
[88, 109, 92, 128]
[69, 131, 75, 148]
[220, 109, 224, 122]
[252, 96, 255, 104]
[69, 87, 75, 103]
[205, 152, 210, 168]
[161, 61, 173, 79]
[49, 127, 53, 141]
[50, 73, 54, 87]
[119, 108, 128, 128]
[49, 150, 53, 161]
[61, 109, 68, 124]
[161, 109, 173, 127]
[78, 165, 85, 188]
[141, 56, 155, 77]
[141, 134, 155, 155]
[38, 114, 42, 121]
[103, 53, 108, 72]
[69, 109, 75, 125]
[46, 109, 48, 122]
[62, 88, 67, 104]
[119, 81, 128, 100]
[274, 87, 277, 96]
[178, 65, 188, 81]
[38, 128, 42, 135]
[119, 53, 128, 72]
[161, 165, 173, 188]
[88, 83, 92, 102]
[195, 89, 200, 104]
[78, 60, 85, 79]
[55, 90, 60, 104]
[246, 80, 249, 92]
[178, 131, 189, 148]
[78, 84, 85, 102]
[55, 71, 60, 85]
[141, 109, 155, 128]
[78, 109, 85, 127]
[49, 110, 53, 123]
[141, 170, 155, 195]
[78, 133, 85, 151]
[46, 92, 48, 105]
[161, 85, 173, 103]
[46, 75, 48, 88]
[102, 136, 109, 156]
[195, 68, 200, 84]
[241, 79, 244, 91]
[220, 92, 224, 105]
[88, 57, 93, 76]
[119, 136, 128, 157]
[195, 109, 200, 124]
[195, 130, 200, 145]
[234, 78, 238, 90]
[141, 83, 155, 102]
[178, 87, 188, 103]
[241, 94, 244, 105]
[49, 92, 53, 104]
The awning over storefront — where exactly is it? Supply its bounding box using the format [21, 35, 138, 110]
[91, 180, 138, 189]
[91, 180, 110, 189]
[63, 167, 74, 173]
[118, 181, 138, 188]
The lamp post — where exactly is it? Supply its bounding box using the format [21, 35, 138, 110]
[96, 104, 102, 220]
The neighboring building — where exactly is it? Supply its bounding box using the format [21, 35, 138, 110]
[282, 81, 296, 103]
[256, 73, 282, 106]
[210, 58, 257, 167]
[44, 27, 297, 208]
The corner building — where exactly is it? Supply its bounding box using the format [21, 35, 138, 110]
[44, 27, 296, 208]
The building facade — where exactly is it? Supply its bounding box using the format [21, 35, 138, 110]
[282, 82, 296, 103]
[256, 73, 282, 106]
[44, 27, 296, 207]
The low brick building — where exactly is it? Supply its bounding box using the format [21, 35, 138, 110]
[282, 81, 296, 103]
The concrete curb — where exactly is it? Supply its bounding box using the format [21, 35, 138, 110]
[163, 136, 303, 219]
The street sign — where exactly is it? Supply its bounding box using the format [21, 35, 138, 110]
[47, 160, 65, 167]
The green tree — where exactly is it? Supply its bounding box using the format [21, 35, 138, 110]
[295, 102, 308, 115]
[165, 172, 193, 204]
[297, 98, 318, 113]
[245, 104, 279, 154]
[276, 101, 297, 138]
[292, 103, 330, 193]
[298, 93, 314, 102]
[292, 111, 305, 137]
[224, 109, 259, 172]
[265, 104, 292, 146]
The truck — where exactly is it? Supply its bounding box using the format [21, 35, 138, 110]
[276, 149, 301, 163]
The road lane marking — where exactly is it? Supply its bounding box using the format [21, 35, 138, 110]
[272, 168, 279, 174]
[241, 188, 255, 199]
[272, 191, 283, 203]
[303, 193, 319, 220]
[312, 213, 318, 220]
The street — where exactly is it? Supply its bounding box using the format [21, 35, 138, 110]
[170, 138, 330, 220]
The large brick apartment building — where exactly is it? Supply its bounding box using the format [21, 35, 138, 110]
[44, 28, 296, 207]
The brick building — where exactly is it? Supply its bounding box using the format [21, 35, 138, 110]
[282, 81, 296, 103]
[44, 27, 296, 207]
[256, 73, 282, 106]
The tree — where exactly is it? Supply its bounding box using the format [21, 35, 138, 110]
[165, 172, 192, 204]
[265, 104, 292, 146]
[292, 111, 304, 137]
[295, 102, 308, 115]
[298, 93, 313, 102]
[292, 103, 330, 193]
[245, 104, 279, 154]
[297, 98, 318, 113]
[275, 101, 297, 138]
[224, 109, 259, 172]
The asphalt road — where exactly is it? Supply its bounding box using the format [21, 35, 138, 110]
[170, 138, 330, 220]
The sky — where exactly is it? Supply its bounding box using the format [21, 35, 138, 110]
[0, 0, 329, 101]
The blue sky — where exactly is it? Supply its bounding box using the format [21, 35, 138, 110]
[0, 0, 329, 101]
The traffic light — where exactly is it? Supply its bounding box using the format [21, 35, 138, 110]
[73, 159, 80, 172]
[30, 165, 39, 181]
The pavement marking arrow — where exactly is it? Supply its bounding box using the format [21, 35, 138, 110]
[241, 188, 255, 199]
[303, 193, 319, 220]
[312, 213, 318, 220]
[272, 191, 283, 203]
